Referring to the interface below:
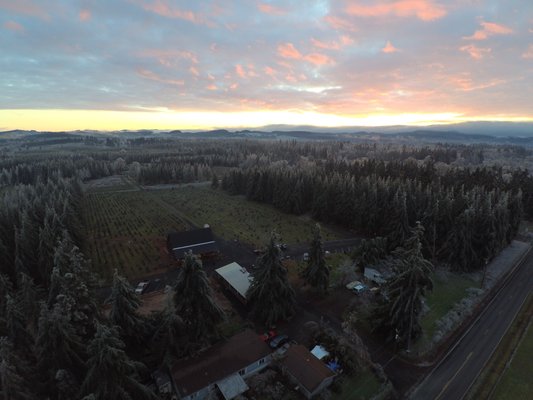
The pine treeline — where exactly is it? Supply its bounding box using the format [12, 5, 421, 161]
[222, 160, 526, 272]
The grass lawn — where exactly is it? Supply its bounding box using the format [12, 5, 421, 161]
[416, 271, 479, 351]
[152, 186, 344, 247]
[333, 369, 382, 400]
[81, 190, 187, 280]
[492, 322, 533, 400]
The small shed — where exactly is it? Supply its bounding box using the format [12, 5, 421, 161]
[215, 262, 252, 304]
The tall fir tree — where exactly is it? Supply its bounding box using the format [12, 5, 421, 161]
[106, 270, 145, 346]
[81, 323, 156, 400]
[0, 337, 37, 400]
[247, 234, 296, 327]
[173, 252, 224, 347]
[301, 224, 330, 294]
[375, 223, 433, 349]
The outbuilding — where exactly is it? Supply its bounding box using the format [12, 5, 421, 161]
[215, 262, 252, 304]
[167, 227, 218, 260]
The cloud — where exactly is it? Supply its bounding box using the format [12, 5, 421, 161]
[79, 9, 91, 22]
[464, 21, 513, 41]
[0, 0, 49, 19]
[304, 53, 334, 65]
[522, 45, 533, 59]
[137, 68, 184, 86]
[460, 44, 491, 59]
[3, 20, 24, 32]
[324, 15, 358, 32]
[135, 0, 210, 25]
[235, 64, 246, 78]
[278, 43, 302, 59]
[257, 2, 286, 16]
[382, 41, 399, 53]
[345, 0, 446, 21]
[311, 36, 354, 50]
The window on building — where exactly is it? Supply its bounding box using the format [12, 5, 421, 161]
[239, 369, 245, 376]
[259, 358, 265, 365]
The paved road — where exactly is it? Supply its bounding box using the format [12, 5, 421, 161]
[410, 248, 533, 400]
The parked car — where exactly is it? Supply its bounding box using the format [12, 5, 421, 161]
[253, 249, 264, 255]
[135, 281, 150, 295]
[345, 280, 362, 290]
[260, 330, 277, 342]
[303, 252, 309, 261]
[269, 334, 289, 349]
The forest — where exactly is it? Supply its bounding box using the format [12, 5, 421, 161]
[0, 135, 532, 399]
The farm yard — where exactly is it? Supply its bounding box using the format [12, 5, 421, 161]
[81, 190, 187, 280]
[153, 186, 344, 247]
[81, 181, 346, 281]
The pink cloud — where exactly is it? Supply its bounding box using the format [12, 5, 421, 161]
[324, 15, 358, 32]
[138, 0, 210, 26]
[304, 53, 334, 65]
[382, 41, 399, 53]
[0, 0, 48, 19]
[235, 64, 246, 78]
[264, 66, 277, 77]
[460, 44, 491, 59]
[311, 38, 341, 50]
[278, 43, 302, 59]
[189, 66, 200, 77]
[464, 21, 513, 40]
[257, 2, 286, 15]
[206, 84, 217, 91]
[3, 20, 24, 32]
[137, 68, 184, 86]
[522, 44, 533, 59]
[79, 9, 91, 22]
[346, 0, 446, 21]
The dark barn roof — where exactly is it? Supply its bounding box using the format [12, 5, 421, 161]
[170, 329, 271, 397]
[167, 227, 217, 259]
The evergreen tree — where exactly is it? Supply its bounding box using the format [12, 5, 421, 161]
[2, 296, 32, 351]
[247, 234, 296, 327]
[106, 270, 145, 346]
[0, 338, 37, 400]
[301, 224, 329, 294]
[81, 323, 156, 400]
[35, 302, 85, 390]
[211, 173, 219, 189]
[151, 302, 188, 361]
[375, 223, 433, 349]
[173, 252, 224, 346]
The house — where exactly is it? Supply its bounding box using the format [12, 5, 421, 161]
[167, 227, 218, 260]
[364, 267, 387, 285]
[215, 262, 252, 304]
[280, 345, 336, 399]
[169, 329, 272, 400]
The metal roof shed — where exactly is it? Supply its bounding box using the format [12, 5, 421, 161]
[215, 262, 252, 304]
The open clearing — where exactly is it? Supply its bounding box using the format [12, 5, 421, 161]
[152, 186, 344, 247]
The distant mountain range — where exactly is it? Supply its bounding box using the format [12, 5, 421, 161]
[1, 121, 533, 146]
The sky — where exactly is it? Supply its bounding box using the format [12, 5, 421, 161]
[1, 0, 532, 131]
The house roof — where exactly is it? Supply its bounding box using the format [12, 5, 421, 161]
[215, 262, 252, 300]
[167, 227, 217, 258]
[170, 329, 271, 397]
[281, 345, 335, 393]
[216, 373, 249, 400]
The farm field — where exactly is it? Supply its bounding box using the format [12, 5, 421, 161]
[152, 186, 344, 247]
[81, 190, 187, 280]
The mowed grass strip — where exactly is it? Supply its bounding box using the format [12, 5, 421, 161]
[493, 319, 533, 400]
[81, 191, 186, 280]
[151, 186, 344, 247]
